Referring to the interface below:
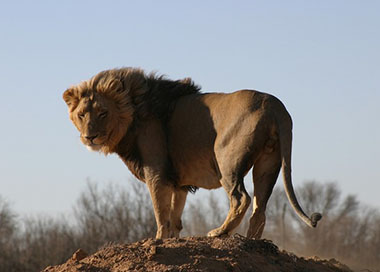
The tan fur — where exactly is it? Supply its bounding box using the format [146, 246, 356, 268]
[63, 68, 321, 239]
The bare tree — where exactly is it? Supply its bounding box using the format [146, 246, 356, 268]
[0, 196, 17, 242]
[17, 216, 76, 272]
[74, 180, 156, 252]
[0, 181, 157, 272]
[183, 191, 228, 236]
[0, 196, 20, 272]
[262, 181, 380, 271]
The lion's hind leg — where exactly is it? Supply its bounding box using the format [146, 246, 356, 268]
[247, 149, 281, 239]
[169, 189, 188, 238]
[207, 177, 251, 237]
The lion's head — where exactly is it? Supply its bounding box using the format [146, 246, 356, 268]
[63, 68, 147, 154]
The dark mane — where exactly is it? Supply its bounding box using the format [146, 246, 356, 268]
[141, 73, 201, 122]
[89, 67, 201, 124]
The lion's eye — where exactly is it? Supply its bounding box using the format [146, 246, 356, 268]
[78, 113, 85, 120]
[99, 111, 108, 119]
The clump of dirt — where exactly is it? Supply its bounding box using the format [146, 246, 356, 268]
[43, 234, 352, 272]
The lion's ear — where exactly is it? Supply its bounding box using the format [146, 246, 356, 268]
[180, 77, 192, 84]
[63, 88, 79, 111]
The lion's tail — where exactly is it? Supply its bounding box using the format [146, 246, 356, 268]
[275, 103, 322, 228]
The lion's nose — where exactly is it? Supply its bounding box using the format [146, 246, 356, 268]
[85, 135, 98, 142]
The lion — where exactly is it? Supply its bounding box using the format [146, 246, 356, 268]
[63, 68, 322, 239]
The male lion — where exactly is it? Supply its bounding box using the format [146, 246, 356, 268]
[63, 68, 322, 239]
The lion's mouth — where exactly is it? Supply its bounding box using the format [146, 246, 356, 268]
[86, 143, 102, 152]
[81, 136, 106, 151]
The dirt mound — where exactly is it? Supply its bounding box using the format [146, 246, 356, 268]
[43, 235, 352, 272]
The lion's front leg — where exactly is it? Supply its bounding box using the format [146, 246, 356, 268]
[146, 179, 173, 239]
[135, 119, 175, 239]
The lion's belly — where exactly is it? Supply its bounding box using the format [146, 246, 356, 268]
[175, 155, 222, 189]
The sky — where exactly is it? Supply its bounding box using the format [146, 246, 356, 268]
[0, 1, 379, 217]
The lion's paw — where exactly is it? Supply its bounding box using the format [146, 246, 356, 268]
[207, 228, 228, 237]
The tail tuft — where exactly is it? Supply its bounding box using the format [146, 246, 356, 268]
[311, 212, 322, 227]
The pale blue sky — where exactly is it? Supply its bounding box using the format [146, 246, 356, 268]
[0, 1, 379, 216]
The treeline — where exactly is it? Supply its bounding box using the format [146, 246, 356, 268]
[0, 180, 379, 271]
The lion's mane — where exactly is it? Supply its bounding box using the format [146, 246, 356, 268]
[92, 68, 201, 123]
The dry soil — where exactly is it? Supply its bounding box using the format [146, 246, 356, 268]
[43, 234, 353, 272]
